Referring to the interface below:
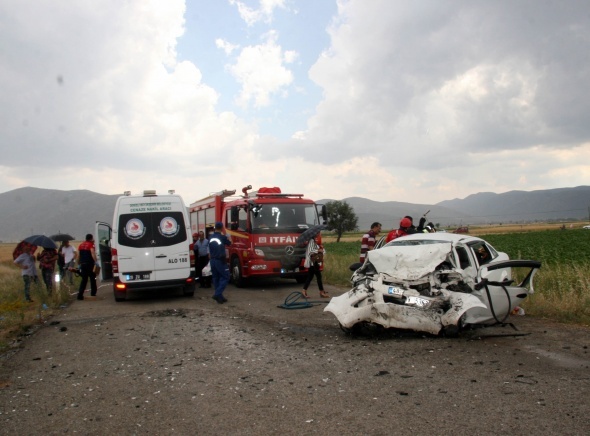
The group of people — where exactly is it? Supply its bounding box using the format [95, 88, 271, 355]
[13, 235, 98, 302]
[193, 222, 232, 304]
[193, 221, 329, 303]
[359, 216, 437, 262]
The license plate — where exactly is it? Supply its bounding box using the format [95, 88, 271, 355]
[406, 296, 430, 307]
[387, 286, 404, 296]
[281, 268, 299, 274]
[125, 273, 150, 281]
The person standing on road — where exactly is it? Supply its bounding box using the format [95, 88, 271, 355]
[14, 244, 37, 302]
[209, 222, 231, 304]
[301, 238, 329, 299]
[61, 240, 76, 285]
[76, 234, 97, 300]
[194, 230, 210, 288]
[360, 222, 381, 263]
[37, 247, 58, 294]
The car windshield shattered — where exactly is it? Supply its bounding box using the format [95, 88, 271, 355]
[325, 233, 541, 336]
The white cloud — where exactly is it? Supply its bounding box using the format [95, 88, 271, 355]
[229, 0, 287, 26]
[215, 38, 239, 56]
[227, 31, 295, 108]
[1, 0, 589, 208]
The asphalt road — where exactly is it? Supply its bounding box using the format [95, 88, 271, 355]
[1, 280, 589, 435]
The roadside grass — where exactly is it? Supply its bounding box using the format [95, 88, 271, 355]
[0, 245, 76, 351]
[324, 229, 590, 325]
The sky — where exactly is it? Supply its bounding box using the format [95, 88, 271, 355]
[1, 0, 590, 206]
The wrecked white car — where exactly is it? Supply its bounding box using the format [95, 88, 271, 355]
[324, 233, 541, 336]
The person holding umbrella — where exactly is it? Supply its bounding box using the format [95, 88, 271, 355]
[13, 244, 37, 302]
[37, 247, 58, 294]
[75, 234, 98, 300]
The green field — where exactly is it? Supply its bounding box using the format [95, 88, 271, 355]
[481, 229, 590, 265]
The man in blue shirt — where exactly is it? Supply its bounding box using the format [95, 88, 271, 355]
[209, 221, 231, 303]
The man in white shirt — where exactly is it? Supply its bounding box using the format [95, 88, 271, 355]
[61, 240, 77, 285]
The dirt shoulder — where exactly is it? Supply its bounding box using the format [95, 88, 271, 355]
[1, 281, 589, 435]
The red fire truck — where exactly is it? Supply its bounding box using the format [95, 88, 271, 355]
[189, 185, 327, 286]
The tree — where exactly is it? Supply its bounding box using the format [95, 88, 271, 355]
[326, 200, 358, 242]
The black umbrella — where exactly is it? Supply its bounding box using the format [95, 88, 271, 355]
[296, 224, 327, 247]
[23, 234, 57, 249]
[50, 233, 75, 242]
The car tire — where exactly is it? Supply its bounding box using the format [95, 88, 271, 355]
[231, 257, 246, 288]
[114, 292, 126, 302]
[183, 285, 195, 297]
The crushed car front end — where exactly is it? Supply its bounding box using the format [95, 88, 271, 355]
[324, 234, 541, 335]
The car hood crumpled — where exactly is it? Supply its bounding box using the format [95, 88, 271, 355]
[364, 242, 453, 281]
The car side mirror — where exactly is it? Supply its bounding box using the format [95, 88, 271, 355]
[349, 262, 363, 271]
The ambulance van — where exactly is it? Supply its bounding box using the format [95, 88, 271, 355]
[95, 190, 195, 301]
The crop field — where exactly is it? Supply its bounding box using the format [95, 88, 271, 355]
[480, 230, 590, 265]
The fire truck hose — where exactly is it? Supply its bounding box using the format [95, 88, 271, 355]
[278, 291, 319, 309]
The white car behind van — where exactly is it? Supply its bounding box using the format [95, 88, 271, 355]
[95, 190, 196, 301]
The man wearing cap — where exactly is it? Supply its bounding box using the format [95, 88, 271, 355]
[209, 221, 231, 304]
[385, 217, 412, 243]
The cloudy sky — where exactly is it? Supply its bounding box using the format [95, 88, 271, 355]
[1, 0, 589, 206]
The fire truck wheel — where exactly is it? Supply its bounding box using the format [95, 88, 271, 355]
[231, 257, 246, 288]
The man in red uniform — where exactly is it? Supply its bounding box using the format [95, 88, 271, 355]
[385, 217, 412, 243]
[76, 234, 97, 300]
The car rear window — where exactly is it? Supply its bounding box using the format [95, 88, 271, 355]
[118, 212, 187, 248]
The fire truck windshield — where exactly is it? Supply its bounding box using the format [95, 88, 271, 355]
[251, 203, 319, 233]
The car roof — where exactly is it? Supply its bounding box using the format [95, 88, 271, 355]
[392, 232, 484, 244]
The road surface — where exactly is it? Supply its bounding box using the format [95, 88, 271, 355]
[1, 280, 589, 435]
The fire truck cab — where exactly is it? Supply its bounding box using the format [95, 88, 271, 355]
[189, 186, 327, 287]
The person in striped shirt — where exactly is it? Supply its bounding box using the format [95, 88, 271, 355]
[359, 222, 382, 263]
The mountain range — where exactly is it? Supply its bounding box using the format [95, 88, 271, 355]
[0, 186, 589, 242]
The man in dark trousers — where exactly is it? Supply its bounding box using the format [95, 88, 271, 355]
[76, 233, 97, 300]
[209, 222, 231, 304]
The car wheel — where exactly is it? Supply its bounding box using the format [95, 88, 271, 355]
[114, 292, 126, 302]
[357, 321, 384, 337]
[441, 324, 460, 337]
[231, 257, 246, 288]
[183, 284, 195, 297]
[441, 316, 464, 337]
[339, 323, 355, 335]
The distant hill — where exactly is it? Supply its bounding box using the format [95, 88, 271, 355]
[0, 187, 119, 243]
[1, 185, 588, 242]
[317, 197, 473, 231]
[320, 185, 590, 231]
[437, 186, 590, 223]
